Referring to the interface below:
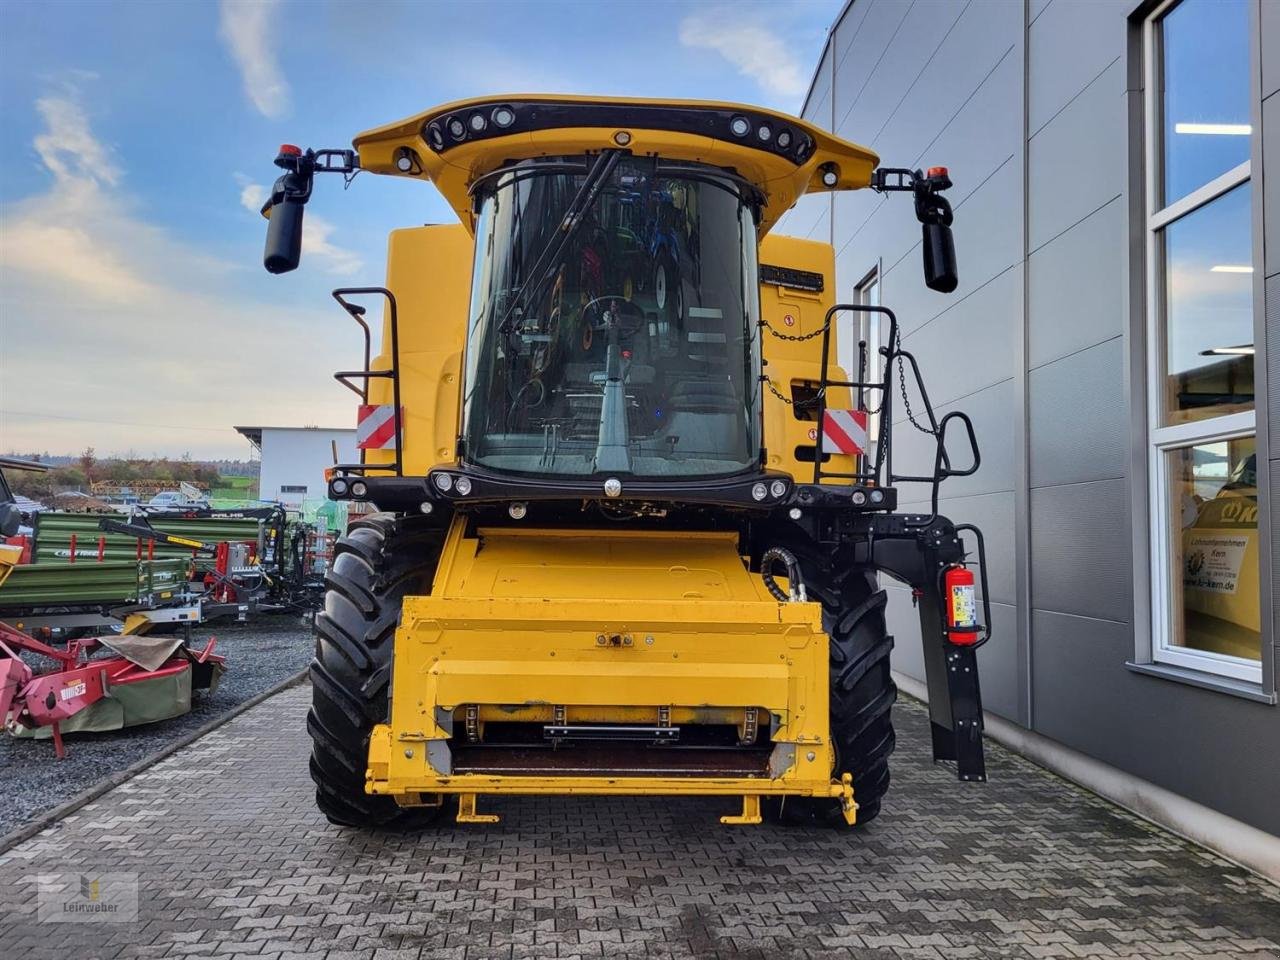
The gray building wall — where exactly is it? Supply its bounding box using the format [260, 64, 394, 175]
[781, 0, 1278, 835]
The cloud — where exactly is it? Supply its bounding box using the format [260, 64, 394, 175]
[33, 91, 120, 187]
[678, 7, 810, 102]
[1, 92, 157, 304]
[0, 84, 354, 458]
[218, 0, 290, 119]
[239, 181, 266, 213]
[237, 176, 363, 276]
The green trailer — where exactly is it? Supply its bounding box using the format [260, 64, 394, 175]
[32, 512, 266, 570]
[0, 557, 189, 609]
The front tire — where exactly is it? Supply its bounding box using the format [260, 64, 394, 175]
[767, 566, 897, 827]
[307, 512, 443, 827]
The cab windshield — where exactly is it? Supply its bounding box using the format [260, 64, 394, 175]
[462, 154, 762, 478]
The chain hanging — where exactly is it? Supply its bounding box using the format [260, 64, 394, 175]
[758, 316, 936, 435]
[759, 318, 829, 343]
[891, 329, 937, 437]
[762, 375, 823, 407]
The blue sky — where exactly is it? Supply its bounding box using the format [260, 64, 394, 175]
[0, 0, 839, 459]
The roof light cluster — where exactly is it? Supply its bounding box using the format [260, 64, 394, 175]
[420, 101, 815, 165]
[727, 113, 811, 163]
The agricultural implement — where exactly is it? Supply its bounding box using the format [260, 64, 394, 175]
[0, 542, 224, 758]
[259, 94, 990, 828]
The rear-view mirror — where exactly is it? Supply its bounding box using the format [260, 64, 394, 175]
[263, 185, 306, 274]
[922, 221, 958, 293]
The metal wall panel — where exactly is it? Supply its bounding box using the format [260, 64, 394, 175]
[1266, 94, 1279, 279]
[885, 583, 925, 682]
[1028, 0, 1126, 134]
[776, 193, 831, 242]
[892, 378, 1016, 501]
[1028, 59, 1126, 252]
[1270, 275, 1280, 453]
[831, 0, 912, 139]
[1272, 458, 1280, 661]
[1028, 197, 1125, 368]
[848, 60, 1022, 327]
[835, 2, 966, 146]
[807, 0, 1280, 839]
[805, 45, 834, 128]
[887, 157, 1024, 338]
[830, 0, 874, 78]
[1029, 337, 1129, 488]
[871, 1, 1021, 167]
[898, 490, 1017, 606]
[1030, 477, 1133, 622]
[1263, 0, 1280, 99]
[887, 584, 1020, 721]
[899, 263, 1021, 407]
[1032, 608, 1280, 834]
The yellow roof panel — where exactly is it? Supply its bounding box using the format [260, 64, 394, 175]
[351, 94, 879, 235]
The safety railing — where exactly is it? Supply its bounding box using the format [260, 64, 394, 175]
[808, 303, 981, 526]
[330, 287, 404, 477]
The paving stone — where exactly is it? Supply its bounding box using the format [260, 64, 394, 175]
[1, 685, 1277, 959]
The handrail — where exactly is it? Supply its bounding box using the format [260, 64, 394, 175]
[809, 303, 982, 527]
[812, 303, 898, 486]
[330, 287, 404, 477]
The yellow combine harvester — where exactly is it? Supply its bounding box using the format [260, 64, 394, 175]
[260, 95, 991, 828]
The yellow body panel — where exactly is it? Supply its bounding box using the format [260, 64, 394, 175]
[365, 224, 472, 475]
[351, 93, 879, 235]
[757, 234, 855, 482]
[367, 520, 842, 805]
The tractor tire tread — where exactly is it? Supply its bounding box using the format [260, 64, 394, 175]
[307, 511, 442, 829]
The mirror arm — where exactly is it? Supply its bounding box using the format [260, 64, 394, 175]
[261, 146, 359, 274]
[870, 166, 959, 294]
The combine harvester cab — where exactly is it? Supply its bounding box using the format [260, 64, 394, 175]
[260, 96, 991, 828]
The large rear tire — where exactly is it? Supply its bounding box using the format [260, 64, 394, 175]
[307, 512, 444, 827]
[766, 564, 896, 827]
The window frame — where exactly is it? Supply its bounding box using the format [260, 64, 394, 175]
[1141, 0, 1260, 684]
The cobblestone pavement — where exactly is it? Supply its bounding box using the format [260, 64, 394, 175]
[1, 685, 1276, 960]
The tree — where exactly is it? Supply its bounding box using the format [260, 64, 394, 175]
[78, 447, 97, 484]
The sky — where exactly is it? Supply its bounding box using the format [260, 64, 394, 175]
[0, 0, 840, 460]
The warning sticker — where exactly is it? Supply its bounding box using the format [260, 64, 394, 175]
[1183, 534, 1248, 595]
[949, 583, 977, 628]
[60, 681, 87, 701]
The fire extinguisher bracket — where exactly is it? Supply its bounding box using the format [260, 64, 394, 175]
[938, 523, 991, 649]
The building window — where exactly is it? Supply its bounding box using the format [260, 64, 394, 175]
[1144, 0, 1259, 682]
[280, 484, 308, 494]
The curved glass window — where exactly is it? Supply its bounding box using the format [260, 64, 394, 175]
[463, 155, 761, 478]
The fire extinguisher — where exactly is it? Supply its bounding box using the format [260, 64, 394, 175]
[943, 564, 979, 646]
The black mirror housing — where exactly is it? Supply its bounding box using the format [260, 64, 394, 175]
[922, 221, 958, 293]
[262, 146, 315, 274]
[264, 179, 306, 274]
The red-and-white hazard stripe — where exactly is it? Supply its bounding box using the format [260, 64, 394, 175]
[356, 404, 399, 450]
[822, 409, 869, 455]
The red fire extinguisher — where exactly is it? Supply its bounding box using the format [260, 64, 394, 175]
[943, 564, 979, 646]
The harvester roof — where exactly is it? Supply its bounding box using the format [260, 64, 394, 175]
[351, 94, 879, 235]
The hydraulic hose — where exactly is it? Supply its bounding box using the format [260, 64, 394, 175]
[760, 547, 807, 603]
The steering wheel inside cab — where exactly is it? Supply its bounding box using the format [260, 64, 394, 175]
[582, 296, 645, 335]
